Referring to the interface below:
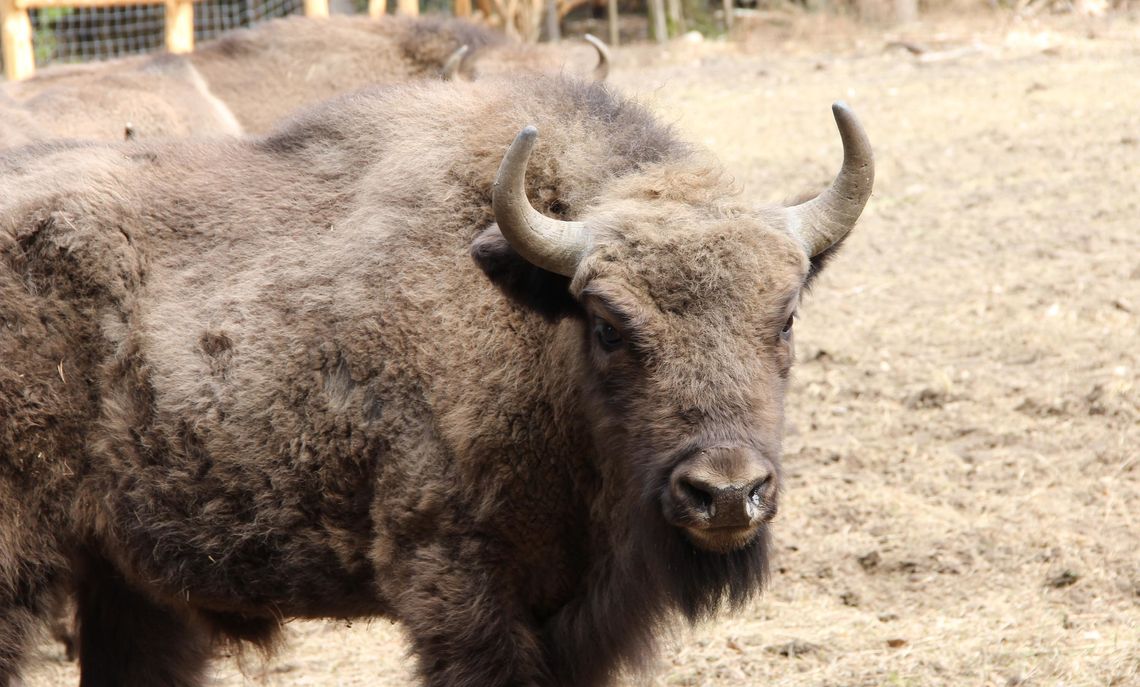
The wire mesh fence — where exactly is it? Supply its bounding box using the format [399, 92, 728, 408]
[24, 0, 305, 68]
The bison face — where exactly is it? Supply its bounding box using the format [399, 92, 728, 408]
[478, 105, 873, 556]
[569, 206, 803, 553]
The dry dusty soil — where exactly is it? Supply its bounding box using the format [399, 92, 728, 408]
[22, 10, 1139, 687]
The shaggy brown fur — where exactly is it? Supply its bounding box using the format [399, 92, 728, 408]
[0, 75, 856, 686]
[0, 53, 242, 146]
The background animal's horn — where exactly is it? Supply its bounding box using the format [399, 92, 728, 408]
[492, 126, 590, 277]
[785, 102, 874, 257]
[441, 45, 469, 80]
[583, 34, 610, 81]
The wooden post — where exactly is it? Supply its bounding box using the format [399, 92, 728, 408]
[164, 0, 194, 54]
[542, 0, 558, 41]
[303, 0, 329, 16]
[647, 0, 666, 43]
[368, 0, 385, 17]
[894, 0, 917, 23]
[454, 0, 470, 16]
[665, 0, 682, 35]
[1, 0, 35, 80]
[722, 0, 732, 31]
[606, 0, 617, 47]
[396, 0, 417, 15]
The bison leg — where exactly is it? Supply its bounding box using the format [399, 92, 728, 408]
[394, 551, 548, 687]
[0, 606, 36, 686]
[76, 555, 210, 687]
[0, 570, 68, 686]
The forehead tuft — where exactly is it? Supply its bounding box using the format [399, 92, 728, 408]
[587, 218, 807, 316]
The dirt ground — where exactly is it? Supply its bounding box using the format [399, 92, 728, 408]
[21, 9, 1139, 687]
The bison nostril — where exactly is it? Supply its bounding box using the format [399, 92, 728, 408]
[679, 479, 714, 516]
[748, 476, 772, 507]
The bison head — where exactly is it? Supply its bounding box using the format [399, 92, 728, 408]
[475, 105, 873, 558]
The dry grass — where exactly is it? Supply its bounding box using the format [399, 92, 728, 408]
[21, 10, 1140, 686]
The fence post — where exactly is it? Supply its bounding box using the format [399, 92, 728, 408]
[1, 0, 35, 80]
[647, 0, 665, 43]
[454, 0, 470, 17]
[396, 0, 417, 15]
[164, 0, 194, 53]
[303, 0, 329, 16]
[368, 0, 385, 16]
[606, 0, 617, 46]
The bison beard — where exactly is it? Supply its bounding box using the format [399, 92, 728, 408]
[544, 491, 770, 686]
[0, 74, 871, 686]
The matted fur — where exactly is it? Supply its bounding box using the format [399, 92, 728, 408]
[0, 75, 853, 686]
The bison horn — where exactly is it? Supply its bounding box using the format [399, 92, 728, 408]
[441, 45, 469, 81]
[492, 126, 590, 277]
[785, 102, 874, 257]
[583, 34, 611, 81]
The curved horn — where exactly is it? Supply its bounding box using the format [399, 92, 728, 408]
[583, 34, 611, 81]
[492, 126, 590, 277]
[441, 45, 469, 81]
[785, 102, 874, 257]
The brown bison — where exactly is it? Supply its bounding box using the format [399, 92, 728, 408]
[1, 16, 609, 146]
[0, 75, 872, 686]
[188, 15, 608, 133]
[1, 53, 243, 146]
[444, 32, 611, 81]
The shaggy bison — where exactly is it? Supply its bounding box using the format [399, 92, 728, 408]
[0, 54, 242, 146]
[2, 16, 608, 146]
[0, 75, 872, 686]
[188, 15, 608, 133]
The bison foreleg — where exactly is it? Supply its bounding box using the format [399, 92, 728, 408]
[394, 554, 549, 687]
[0, 566, 68, 687]
[75, 554, 211, 687]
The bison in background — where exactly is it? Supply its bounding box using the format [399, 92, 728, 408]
[187, 14, 609, 133]
[444, 32, 610, 81]
[2, 15, 611, 146]
[0, 74, 872, 686]
[1, 53, 243, 146]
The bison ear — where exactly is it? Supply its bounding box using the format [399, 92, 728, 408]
[471, 225, 581, 321]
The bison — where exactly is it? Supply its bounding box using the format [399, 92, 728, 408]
[188, 15, 608, 133]
[1, 53, 243, 146]
[0, 74, 872, 686]
[1, 16, 610, 147]
[443, 32, 610, 81]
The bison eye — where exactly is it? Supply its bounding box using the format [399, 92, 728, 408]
[593, 317, 624, 352]
[781, 315, 795, 340]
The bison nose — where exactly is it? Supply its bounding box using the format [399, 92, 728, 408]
[669, 447, 777, 530]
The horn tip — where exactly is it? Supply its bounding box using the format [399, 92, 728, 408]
[519, 125, 539, 140]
